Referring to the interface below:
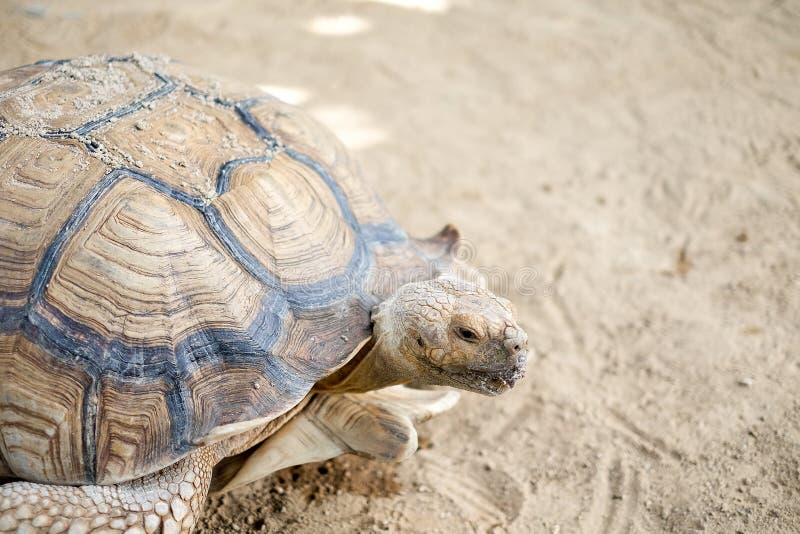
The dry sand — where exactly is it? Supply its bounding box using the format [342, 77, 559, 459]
[2, 0, 799, 532]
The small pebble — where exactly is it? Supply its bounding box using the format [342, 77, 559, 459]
[737, 377, 754, 387]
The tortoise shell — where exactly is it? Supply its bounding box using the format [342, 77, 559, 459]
[0, 56, 457, 486]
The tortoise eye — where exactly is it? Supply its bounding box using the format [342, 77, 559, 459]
[417, 337, 424, 347]
[455, 327, 479, 343]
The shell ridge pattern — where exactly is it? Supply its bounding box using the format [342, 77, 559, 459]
[230, 97, 280, 148]
[215, 154, 274, 196]
[1, 57, 177, 144]
[45, 73, 175, 138]
[7, 165, 291, 367]
[0, 55, 412, 482]
[177, 81, 407, 303]
[229, 98, 408, 246]
[26, 171, 124, 307]
[0, 57, 413, 356]
[226, 101, 406, 305]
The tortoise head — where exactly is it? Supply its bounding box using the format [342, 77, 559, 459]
[373, 276, 530, 395]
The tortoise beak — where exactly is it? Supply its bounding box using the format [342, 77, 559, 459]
[451, 341, 530, 396]
[475, 324, 530, 394]
[474, 350, 529, 395]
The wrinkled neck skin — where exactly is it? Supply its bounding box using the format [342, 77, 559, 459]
[315, 300, 419, 393]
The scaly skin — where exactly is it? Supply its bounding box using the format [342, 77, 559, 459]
[0, 445, 220, 534]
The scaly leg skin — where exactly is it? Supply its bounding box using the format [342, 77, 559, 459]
[0, 446, 219, 534]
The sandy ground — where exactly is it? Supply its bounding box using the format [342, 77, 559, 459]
[2, 0, 800, 532]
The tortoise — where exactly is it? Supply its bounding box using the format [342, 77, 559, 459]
[0, 55, 529, 533]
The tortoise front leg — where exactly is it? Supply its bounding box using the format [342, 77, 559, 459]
[216, 385, 460, 494]
[0, 447, 218, 534]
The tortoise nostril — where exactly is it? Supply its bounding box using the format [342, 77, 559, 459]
[504, 341, 525, 357]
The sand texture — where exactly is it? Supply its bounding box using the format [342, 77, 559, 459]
[1, 0, 799, 532]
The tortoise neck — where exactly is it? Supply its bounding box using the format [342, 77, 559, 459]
[314, 334, 415, 393]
